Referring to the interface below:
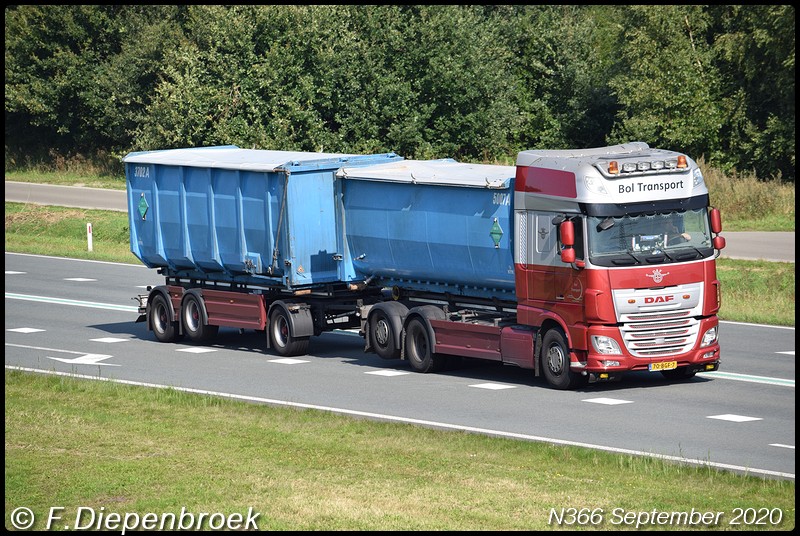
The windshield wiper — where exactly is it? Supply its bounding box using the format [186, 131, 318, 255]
[610, 251, 641, 266]
[645, 253, 668, 264]
[669, 245, 705, 261]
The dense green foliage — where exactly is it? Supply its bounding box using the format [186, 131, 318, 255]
[4, 5, 795, 181]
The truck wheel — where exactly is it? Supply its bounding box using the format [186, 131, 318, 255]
[661, 367, 697, 380]
[151, 293, 179, 343]
[405, 317, 445, 373]
[182, 294, 218, 343]
[269, 307, 309, 357]
[541, 328, 584, 390]
[370, 309, 400, 359]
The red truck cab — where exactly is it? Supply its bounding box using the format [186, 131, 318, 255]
[513, 142, 724, 388]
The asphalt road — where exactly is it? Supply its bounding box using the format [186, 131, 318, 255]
[5, 181, 795, 263]
[4, 252, 795, 481]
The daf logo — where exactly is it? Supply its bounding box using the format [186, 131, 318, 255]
[645, 269, 670, 284]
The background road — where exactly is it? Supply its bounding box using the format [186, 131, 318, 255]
[4, 252, 796, 480]
[5, 181, 795, 263]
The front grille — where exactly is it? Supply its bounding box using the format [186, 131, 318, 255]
[619, 310, 700, 358]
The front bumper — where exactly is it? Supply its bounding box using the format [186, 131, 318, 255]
[571, 318, 721, 381]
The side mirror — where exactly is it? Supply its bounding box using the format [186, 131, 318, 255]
[710, 208, 723, 234]
[559, 219, 576, 264]
[560, 220, 575, 247]
[713, 236, 726, 250]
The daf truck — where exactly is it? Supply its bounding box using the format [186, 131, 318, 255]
[126, 142, 724, 389]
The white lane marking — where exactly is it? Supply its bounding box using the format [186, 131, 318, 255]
[719, 320, 795, 331]
[776, 351, 794, 355]
[697, 371, 794, 387]
[5, 293, 139, 312]
[6, 365, 794, 481]
[268, 358, 308, 364]
[7, 343, 99, 355]
[90, 337, 129, 343]
[46, 354, 118, 366]
[5, 271, 26, 275]
[7, 327, 46, 334]
[5, 252, 145, 267]
[64, 278, 98, 282]
[769, 444, 795, 450]
[176, 347, 217, 354]
[707, 414, 763, 422]
[365, 370, 410, 377]
[469, 383, 516, 390]
[583, 397, 634, 405]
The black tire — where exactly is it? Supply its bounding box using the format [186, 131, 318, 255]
[405, 317, 445, 373]
[181, 293, 218, 343]
[269, 307, 309, 357]
[150, 293, 180, 343]
[661, 367, 697, 380]
[370, 309, 400, 360]
[541, 328, 585, 390]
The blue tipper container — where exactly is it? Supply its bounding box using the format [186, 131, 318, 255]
[124, 146, 402, 289]
[337, 159, 517, 300]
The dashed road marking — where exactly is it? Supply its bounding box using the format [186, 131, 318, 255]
[583, 397, 634, 405]
[365, 370, 410, 377]
[469, 383, 516, 390]
[268, 358, 309, 365]
[46, 353, 118, 366]
[707, 414, 762, 422]
[176, 347, 218, 354]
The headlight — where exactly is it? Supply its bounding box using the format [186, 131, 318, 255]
[591, 335, 622, 355]
[700, 327, 718, 347]
[693, 168, 704, 187]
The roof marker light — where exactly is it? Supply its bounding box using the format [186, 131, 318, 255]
[677, 155, 688, 168]
[608, 161, 619, 175]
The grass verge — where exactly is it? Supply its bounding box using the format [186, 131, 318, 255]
[4, 202, 795, 326]
[5, 370, 795, 531]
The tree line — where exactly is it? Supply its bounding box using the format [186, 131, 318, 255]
[4, 5, 795, 181]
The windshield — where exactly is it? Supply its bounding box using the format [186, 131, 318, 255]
[587, 209, 713, 266]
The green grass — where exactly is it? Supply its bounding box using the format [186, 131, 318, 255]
[715, 259, 796, 326]
[5, 370, 795, 531]
[700, 162, 795, 232]
[5, 170, 127, 190]
[4, 202, 138, 263]
[4, 202, 794, 326]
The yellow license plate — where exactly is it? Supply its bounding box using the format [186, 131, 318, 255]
[649, 361, 677, 372]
